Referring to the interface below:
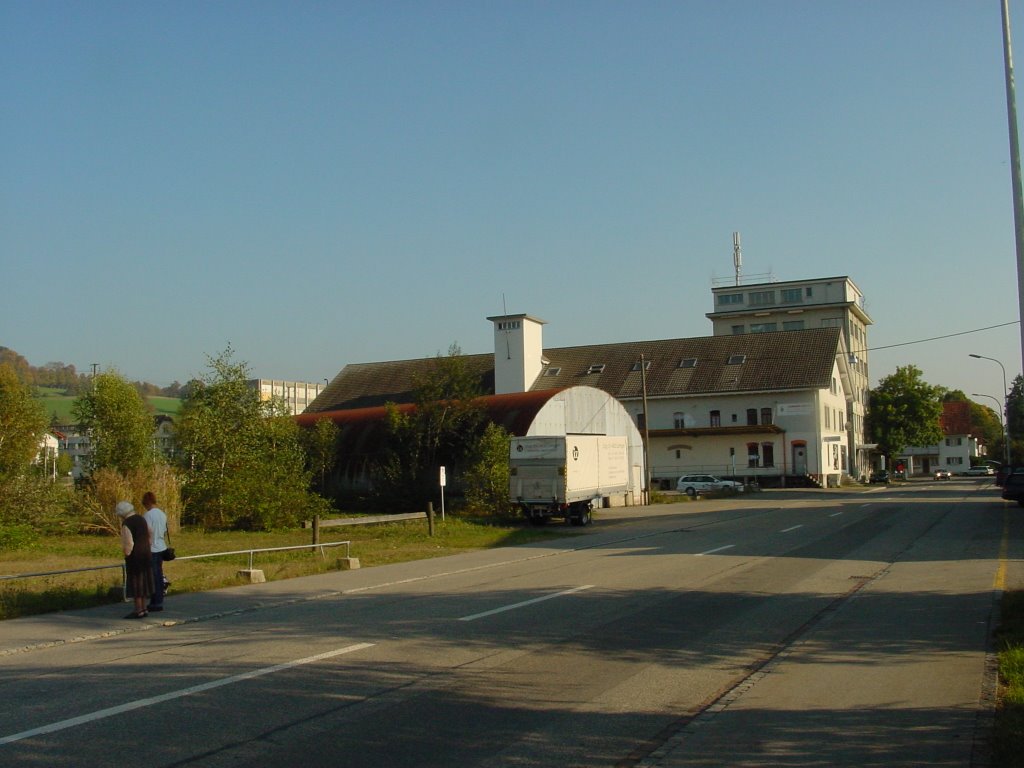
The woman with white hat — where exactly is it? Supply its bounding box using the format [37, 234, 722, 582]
[115, 501, 153, 619]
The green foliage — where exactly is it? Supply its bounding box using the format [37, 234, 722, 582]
[994, 590, 1024, 766]
[0, 473, 76, 549]
[866, 365, 944, 461]
[301, 417, 340, 497]
[461, 422, 512, 515]
[0, 363, 49, 476]
[1008, 375, 1024, 464]
[72, 370, 155, 474]
[376, 344, 487, 508]
[175, 346, 327, 530]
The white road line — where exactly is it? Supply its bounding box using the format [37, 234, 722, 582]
[829, 512, 843, 517]
[697, 544, 735, 556]
[781, 525, 803, 533]
[459, 585, 594, 622]
[0, 642, 375, 746]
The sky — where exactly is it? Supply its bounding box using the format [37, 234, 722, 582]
[3, 1, 1024, 408]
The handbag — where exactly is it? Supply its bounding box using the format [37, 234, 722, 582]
[162, 528, 176, 561]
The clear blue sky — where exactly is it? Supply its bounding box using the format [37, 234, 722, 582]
[3, 1, 1023, 407]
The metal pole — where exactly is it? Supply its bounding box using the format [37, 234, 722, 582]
[972, 392, 1009, 467]
[970, 354, 1011, 464]
[640, 354, 651, 503]
[1000, 0, 1024, 371]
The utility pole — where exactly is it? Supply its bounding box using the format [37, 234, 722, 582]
[1000, 0, 1024, 371]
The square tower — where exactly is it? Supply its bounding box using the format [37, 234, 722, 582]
[487, 314, 547, 394]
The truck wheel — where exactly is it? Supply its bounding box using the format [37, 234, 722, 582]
[577, 507, 592, 526]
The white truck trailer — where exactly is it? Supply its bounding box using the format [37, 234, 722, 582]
[509, 435, 630, 526]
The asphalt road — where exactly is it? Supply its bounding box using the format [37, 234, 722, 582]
[0, 480, 1020, 767]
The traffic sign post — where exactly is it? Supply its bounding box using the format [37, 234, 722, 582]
[439, 466, 446, 521]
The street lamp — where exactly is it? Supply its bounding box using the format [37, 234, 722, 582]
[972, 392, 1010, 468]
[969, 353, 1011, 463]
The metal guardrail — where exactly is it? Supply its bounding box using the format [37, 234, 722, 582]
[0, 541, 353, 595]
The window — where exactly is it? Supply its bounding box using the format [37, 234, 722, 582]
[781, 288, 802, 304]
[710, 410, 721, 427]
[747, 442, 760, 468]
[761, 407, 772, 425]
[821, 317, 843, 328]
[497, 320, 521, 331]
[674, 412, 686, 428]
[587, 364, 606, 375]
[749, 290, 775, 306]
[727, 354, 746, 365]
[631, 360, 651, 372]
[762, 443, 775, 467]
[718, 293, 743, 305]
[636, 413, 645, 429]
[731, 325, 745, 335]
[746, 408, 757, 426]
[750, 322, 777, 333]
[825, 408, 831, 429]
[783, 320, 805, 331]
[806, 286, 813, 297]
[679, 358, 697, 368]
[544, 367, 561, 377]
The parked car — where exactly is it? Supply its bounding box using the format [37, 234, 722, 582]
[964, 466, 995, 477]
[869, 470, 890, 484]
[934, 469, 952, 480]
[676, 474, 744, 496]
[1001, 472, 1024, 505]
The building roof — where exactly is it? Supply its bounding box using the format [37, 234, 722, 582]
[309, 327, 845, 414]
[941, 400, 974, 436]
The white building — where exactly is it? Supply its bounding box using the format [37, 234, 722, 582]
[312, 309, 857, 489]
[707, 275, 872, 480]
[248, 379, 327, 415]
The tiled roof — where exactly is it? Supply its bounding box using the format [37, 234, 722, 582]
[309, 327, 843, 413]
[941, 400, 974, 436]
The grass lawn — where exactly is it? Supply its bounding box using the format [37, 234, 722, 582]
[995, 590, 1024, 767]
[0, 516, 582, 620]
[36, 393, 181, 423]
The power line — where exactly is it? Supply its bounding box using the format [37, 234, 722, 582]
[852, 321, 1020, 355]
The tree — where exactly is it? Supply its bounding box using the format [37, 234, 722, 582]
[72, 370, 154, 474]
[0, 363, 49, 476]
[1007, 374, 1024, 464]
[461, 422, 512, 515]
[866, 365, 944, 463]
[301, 417, 340, 497]
[175, 346, 327, 530]
[377, 344, 487, 508]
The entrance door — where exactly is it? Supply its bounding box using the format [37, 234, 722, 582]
[793, 444, 807, 474]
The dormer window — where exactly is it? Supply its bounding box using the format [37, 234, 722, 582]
[587, 364, 606, 375]
[727, 354, 746, 365]
[630, 360, 651, 372]
[679, 358, 697, 369]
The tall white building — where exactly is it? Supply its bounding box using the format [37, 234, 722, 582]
[707, 275, 872, 479]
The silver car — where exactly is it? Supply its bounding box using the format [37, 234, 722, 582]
[677, 474, 744, 496]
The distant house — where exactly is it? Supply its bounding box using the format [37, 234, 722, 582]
[247, 379, 327, 415]
[308, 312, 856, 489]
[899, 401, 983, 475]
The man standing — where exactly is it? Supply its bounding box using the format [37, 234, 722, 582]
[142, 491, 168, 612]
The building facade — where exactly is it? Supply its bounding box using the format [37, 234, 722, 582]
[248, 379, 327, 416]
[707, 275, 872, 481]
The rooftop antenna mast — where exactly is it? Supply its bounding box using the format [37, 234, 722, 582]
[502, 293, 511, 360]
[732, 232, 742, 286]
